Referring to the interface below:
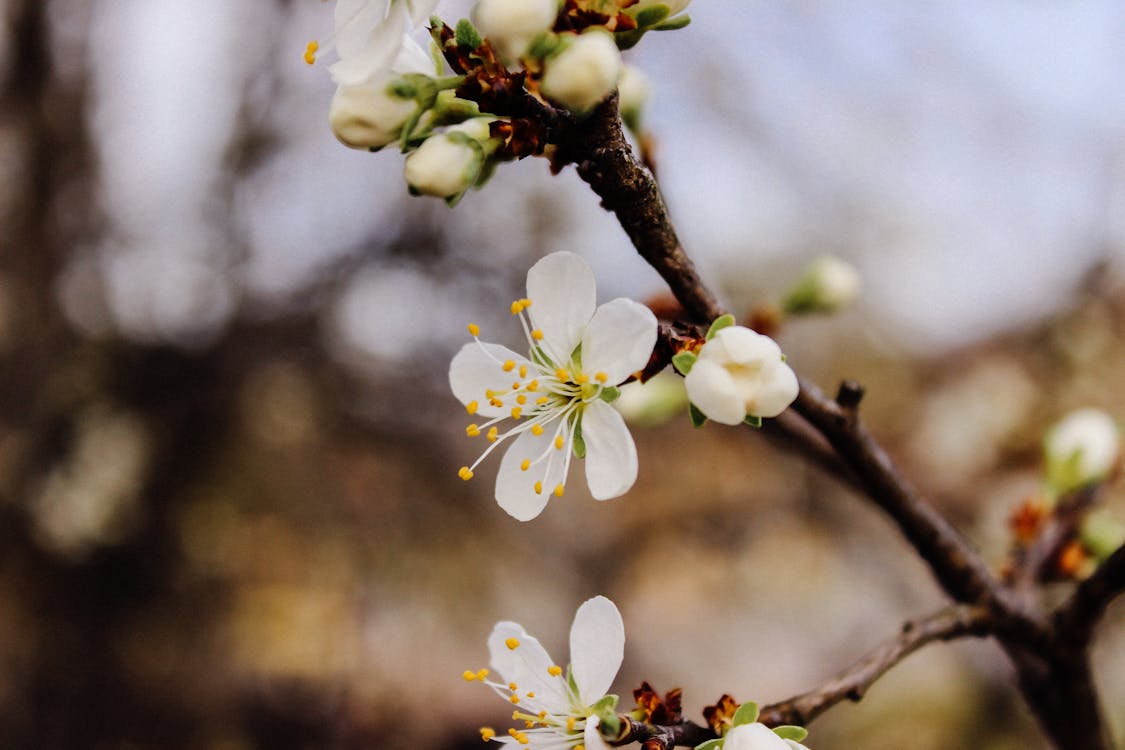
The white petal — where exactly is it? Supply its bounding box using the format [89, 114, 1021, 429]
[710, 326, 780, 366]
[526, 252, 596, 367]
[581, 298, 658, 385]
[684, 359, 745, 425]
[584, 715, 612, 750]
[335, 0, 389, 57]
[488, 621, 570, 714]
[449, 342, 531, 418]
[331, 3, 406, 86]
[393, 34, 433, 74]
[748, 362, 799, 418]
[495, 427, 566, 521]
[405, 0, 440, 25]
[581, 401, 638, 500]
[724, 723, 791, 750]
[568, 596, 624, 706]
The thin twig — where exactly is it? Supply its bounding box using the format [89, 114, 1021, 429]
[1054, 544, 1125, 647]
[1012, 484, 1102, 595]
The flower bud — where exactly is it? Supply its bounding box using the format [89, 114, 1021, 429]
[474, 0, 558, 61]
[1044, 408, 1120, 494]
[782, 255, 861, 315]
[632, 0, 692, 15]
[329, 81, 417, 150]
[683, 325, 798, 425]
[403, 118, 494, 198]
[617, 64, 651, 131]
[541, 30, 622, 113]
[615, 371, 687, 427]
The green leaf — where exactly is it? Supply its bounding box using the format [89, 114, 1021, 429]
[455, 19, 483, 49]
[743, 415, 762, 428]
[572, 422, 586, 459]
[730, 701, 759, 727]
[772, 726, 808, 742]
[694, 740, 724, 750]
[632, 4, 671, 27]
[689, 403, 708, 428]
[672, 350, 697, 375]
[599, 385, 621, 404]
[614, 29, 645, 51]
[705, 314, 736, 340]
[653, 14, 691, 31]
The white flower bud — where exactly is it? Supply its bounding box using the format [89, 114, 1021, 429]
[474, 0, 558, 61]
[403, 118, 494, 198]
[683, 326, 798, 425]
[1044, 408, 1120, 493]
[617, 64, 651, 128]
[633, 0, 692, 15]
[329, 81, 417, 150]
[783, 255, 861, 315]
[541, 30, 622, 113]
[724, 723, 807, 750]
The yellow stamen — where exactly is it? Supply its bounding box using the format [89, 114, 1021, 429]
[303, 40, 318, 65]
[531, 329, 544, 341]
[466, 400, 479, 415]
[531, 424, 544, 436]
[516, 394, 527, 405]
[555, 368, 570, 381]
[526, 691, 535, 698]
[567, 717, 577, 731]
[519, 364, 528, 378]
[487, 427, 499, 442]
[554, 435, 564, 450]
[485, 389, 495, 398]
[553, 484, 564, 497]
[527, 380, 539, 391]
[520, 298, 532, 308]
[517, 733, 529, 745]
[466, 424, 481, 437]
[502, 360, 516, 372]
[476, 668, 489, 680]
[511, 407, 522, 419]
[575, 373, 590, 384]
[512, 381, 521, 390]
[520, 459, 530, 471]
[536, 397, 549, 405]
[510, 300, 524, 314]
[547, 665, 562, 676]
[505, 638, 520, 650]
[463, 670, 477, 681]
[468, 323, 480, 336]
[509, 694, 520, 704]
[595, 371, 608, 383]
[538, 710, 548, 719]
[458, 467, 474, 481]
[508, 682, 518, 690]
[479, 727, 496, 741]
[490, 398, 504, 408]
[534, 481, 543, 495]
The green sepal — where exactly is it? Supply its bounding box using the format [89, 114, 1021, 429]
[572, 422, 586, 459]
[614, 29, 645, 51]
[705, 314, 736, 340]
[632, 4, 671, 27]
[653, 14, 691, 31]
[672, 350, 697, 375]
[592, 693, 619, 714]
[455, 19, 483, 49]
[772, 726, 808, 742]
[527, 31, 563, 60]
[599, 385, 621, 404]
[689, 403, 708, 428]
[694, 740, 724, 750]
[730, 701, 759, 727]
[743, 415, 762, 428]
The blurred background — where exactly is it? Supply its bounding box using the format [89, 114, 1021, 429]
[1, 0, 1124, 748]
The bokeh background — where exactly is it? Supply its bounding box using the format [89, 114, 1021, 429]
[1, 0, 1124, 748]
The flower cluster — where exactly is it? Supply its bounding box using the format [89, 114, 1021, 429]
[310, 0, 694, 203]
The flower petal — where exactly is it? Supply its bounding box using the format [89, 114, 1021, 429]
[449, 342, 532, 418]
[584, 715, 612, 750]
[723, 723, 791, 750]
[526, 252, 596, 367]
[495, 427, 567, 521]
[709, 326, 780, 366]
[405, 0, 440, 25]
[488, 621, 570, 714]
[582, 401, 638, 500]
[684, 359, 745, 425]
[581, 298, 658, 385]
[331, 2, 405, 86]
[568, 595, 624, 706]
[747, 362, 798, 418]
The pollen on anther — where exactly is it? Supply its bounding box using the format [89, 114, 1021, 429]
[466, 424, 481, 437]
[520, 298, 532, 308]
[476, 668, 489, 680]
[510, 300, 524, 315]
[531, 329, 544, 340]
[511, 407, 522, 419]
[536, 397, 549, 405]
[547, 665, 562, 676]
[468, 323, 480, 337]
[505, 637, 520, 650]
[553, 484, 564, 497]
[595, 371, 608, 383]
[576, 373, 590, 384]
[512, 381, 521, 390]
[527, 380, 539, 391]
[531, 424, 544, 436]
[524, 720, 535, 729]
[487, 427, 499, 442]
[462, 670, 477, 681]
[490, 398, 504, 408]
[526, 691, 535, 698]
[509, 694, 520, 704]
[508, 681, 518, 690]
[466, 400, 479, 415]
[502, 360, 516, 372]
[302, 40, 318, 65]
[554, 435, 564, 450]
[520, 459, 530, 471]
[567, 717, 577, 731]
[519, 365, 528, 378]
[555, 368, 570, 381]
[534, 481, 543, 495]
[538, 710, 548, 719]
[458, 467, 474, 481]
[479, 727, 496, 741]
[516, 394, 527, 405]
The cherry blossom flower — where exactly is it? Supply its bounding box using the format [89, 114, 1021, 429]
[724, 723, 809, 750]
[449, 251, 657, 521]
[464, 595, 624, 749]
[1044, 408, 1120, 494]
[306, 0, 439, 86]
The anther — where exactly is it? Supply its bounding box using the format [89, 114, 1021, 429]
[511, 407, 522, 419]
[516, 395, 527, 405]
[519, 365, 528, 378]
[468, 323, 480, 336]
[503, 360, 516, 372]
[520, 459, 530, 471]
[555, 368, 570, 381]
[531, 424, 544, 436]
[477, 668, 489, 680]
[505, 638, 520, 650]
[479, 727, 496, 742]
[458, 467, 474, 481]
[487, 427, 499, 442]
[553, 484, 564, 497]
[510, 300, 524, 315]
[490, 398, 504, 408]
[520, 298, 531, 308]
[531, 329, 544, 340]
[512, 382, 521, 390]
[509, 694, 520, 704]
[508, 681, 518, 690]
[466, 400, 479, 415]
[303, 40, 319, 65]
[534, 481, 543, 495]
[536, 397, 549, 405]
[547, 665, 562, 676]
[527, 380, 539, 391]
[595, 372, 608, 383]
[463, 670, 477, 681]
[567, 717, 577, 731]
[526, 691, 535, 698]
[466, 424, 481, 437]
[576, 373, 590, 384]
[554, 435, 564, 450]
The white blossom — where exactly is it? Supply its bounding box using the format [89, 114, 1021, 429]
[724, 723, 809, 750]
[465, 595, 623, 749]
[541, 30, 622, 113]
[318, 0, 439, 87]
[404, 118, 495, 198]
[1044, 408, 1120, 493]
[683, 326, 798, 425]
[449, 251, 657, 521]
[782, 255, 861, 315]
[474, 0, 559, 61]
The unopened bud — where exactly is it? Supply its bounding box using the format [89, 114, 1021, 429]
[329, 81, 417, 150]
[541, 30, 622, 114]
[474, 0, 558, 61]
[633, 0, 692, 15]
[683, 325, 798, 425]
[1044, 407, 1120, 494]
[617, 65, 651, 132]
[403, 118, 494, 198]
[782, 255, 861, 315]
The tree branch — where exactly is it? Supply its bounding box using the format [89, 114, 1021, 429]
[758, 605, 993, 727]
[1011, 484, 1103, 596]
[1054, 543, 1125, 647]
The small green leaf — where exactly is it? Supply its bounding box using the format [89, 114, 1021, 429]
[632, 4, 671, 27]
[694, 740, 724, 750]
[689, 403, 708, 428]
[599, 385, 621, 404]
[772, 726, 808, 742]
[705, 314, 736, 340]
[653, 14, 691, 31]
[743, 415, 763, 428]
[455, 19, 483, 49]
[592, 693, 619, 714]
[730, 701, 759, 727]
[672, 350, 697, 375]
[614, 29, 645, 50]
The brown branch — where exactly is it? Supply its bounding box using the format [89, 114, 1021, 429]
[758, 605, 993, 727]
[1054, 543, 1125, 647]
[610, 718, 714, 749]
[1012, 484, 1103, 596]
